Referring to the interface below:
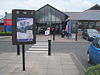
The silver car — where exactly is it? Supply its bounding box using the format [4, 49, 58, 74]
[82, 29, 99, 41]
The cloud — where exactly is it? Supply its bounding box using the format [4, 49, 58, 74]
[47, 0, 94, 12]
[0, 0, 97, 17]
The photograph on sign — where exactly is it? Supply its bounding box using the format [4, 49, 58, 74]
[17, 17, 33, 42]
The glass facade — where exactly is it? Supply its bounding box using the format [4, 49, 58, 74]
[71, 20, 78, 33]
[36, 4, 68, 34]
[96, 22, 100, 30]
[78, 21, 97, 30]
[70, 20, 100, 34]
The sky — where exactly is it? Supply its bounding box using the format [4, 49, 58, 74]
[0, 0, 100, 17]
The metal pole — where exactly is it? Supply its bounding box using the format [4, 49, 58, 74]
[17, 45, 20, 55]
[48, 40, 51, 56]
[22, 45, 25, 71]
[75, 32, 78, 41]
[53, 31, 55, 41]
[75, 23, 78, 41]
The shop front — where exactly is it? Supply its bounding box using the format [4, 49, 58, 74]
[36, 4, 68, 34]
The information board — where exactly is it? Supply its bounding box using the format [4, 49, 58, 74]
[12, 9, 36, 45]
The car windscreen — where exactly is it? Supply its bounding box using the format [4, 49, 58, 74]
[98, 38, 100, 48]
[88, 29, 98, 34]
[93, 38, 100, 48]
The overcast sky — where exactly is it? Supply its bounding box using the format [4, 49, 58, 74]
[0, 0, 99, 17]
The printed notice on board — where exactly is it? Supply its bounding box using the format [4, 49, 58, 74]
[17, 17, 33, 42]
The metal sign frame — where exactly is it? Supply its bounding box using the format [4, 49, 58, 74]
[12, 9, 36, 45]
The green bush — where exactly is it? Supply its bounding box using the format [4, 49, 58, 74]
[0, 30, 4, 32]
[0, 32, 12, 34]
[85, 64, 100, 75]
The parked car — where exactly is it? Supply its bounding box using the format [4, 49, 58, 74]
[87, 37, 100, 64]
[39, 28, 45, 34]
[82, 29, 99, 41]
[39, 26, 46, 34]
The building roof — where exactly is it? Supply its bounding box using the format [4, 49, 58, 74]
[67, 4, 100, 21]
[88, 4, 100, 10]
[69, 10, 100, 20]
[64, 12, 81, 17]
[37, 4, 68, 18]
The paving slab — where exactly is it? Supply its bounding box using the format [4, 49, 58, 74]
[0, 52, 81, 75]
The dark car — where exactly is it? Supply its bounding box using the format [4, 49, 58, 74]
[39, 27, 46, 34]
[82, 29, 99, 41]
[39, 28, 44, 34]
[87, 36, 100, 64]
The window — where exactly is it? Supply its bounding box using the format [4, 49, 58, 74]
[96, 22, 100, 30]
[96, 22, 100, 27]
[89, 22, 95, 29]
[78, 22, 82, 29]
[83, 22, 88, 29]
[36, 5, 67, 24]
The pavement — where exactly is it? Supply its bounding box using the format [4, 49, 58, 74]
[0, 35, 88, 42]
[0, 52, 82, 75]
[0, 36, 10, 39]
[0, 35, 87, 75]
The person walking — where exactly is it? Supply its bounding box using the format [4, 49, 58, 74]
[61, 29, 65, 38]
[65, 25, 69, 39]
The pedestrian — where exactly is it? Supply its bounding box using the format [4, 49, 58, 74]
[61, 29, 65, 38]
[65, 25, 69, 39]
[51, 27, 55, 34]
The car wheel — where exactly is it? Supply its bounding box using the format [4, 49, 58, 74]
[87, 54, 93, 64]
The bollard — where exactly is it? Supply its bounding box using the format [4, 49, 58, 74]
[75, 32, 78, 41]
[53, 33, 55, 41]
[17, 45, 20, 55]
[48, 40, 51, 56]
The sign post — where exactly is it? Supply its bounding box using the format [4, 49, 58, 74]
[17, 45, 20, 55]
[12, 9, 36, 71]
[22, 45, 25, 71]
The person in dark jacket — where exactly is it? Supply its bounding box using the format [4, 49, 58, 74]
[61, 29, 65, 38]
